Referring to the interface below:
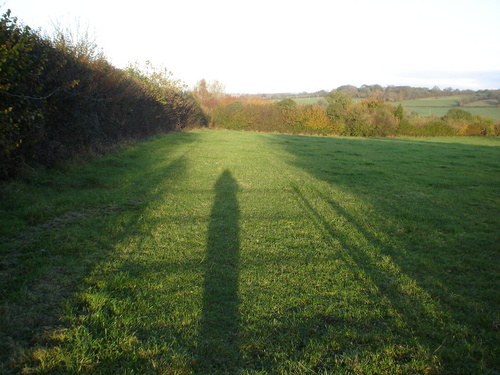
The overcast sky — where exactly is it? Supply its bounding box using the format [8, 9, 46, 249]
[5, 0, 500, 93]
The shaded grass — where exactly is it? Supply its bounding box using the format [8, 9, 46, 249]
[1, 130, 499, 374]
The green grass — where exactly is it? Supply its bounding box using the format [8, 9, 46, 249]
[394, 98, 462, 107]
[402, 107, 500, 120]
[393, 96, 500, 119]
[464, 100, 500, 107]
[1, 130, 499, 374]
[293, 97, 325, 105]
[270, 97, 326, 105]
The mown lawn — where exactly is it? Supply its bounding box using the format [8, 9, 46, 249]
[1, 130, 499, 374]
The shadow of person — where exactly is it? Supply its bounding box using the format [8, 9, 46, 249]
[197, 170, 241, 373]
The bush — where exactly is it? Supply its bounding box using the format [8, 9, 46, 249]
[469, 115, 496, 136]
[422, 120, 456, 136]
[342, 105, 374, 136]
[299, 105, 331, 134]
[0, 10, 207, 179]
[213, 101, 250, 130]
[397, 118, 420, 136]
[0, 10, 49, 176]
[444, 108, 473, 121]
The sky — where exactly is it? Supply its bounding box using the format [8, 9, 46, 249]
[4, 0, 500, 93]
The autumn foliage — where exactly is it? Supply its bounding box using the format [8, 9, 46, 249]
[211, 91, 498, 137]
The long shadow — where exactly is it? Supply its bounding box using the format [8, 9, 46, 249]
[272, 134, 499, 372]
[0, 131, 200, 370]
[197, 170, 241, 373]
[291, 184, 443, 324]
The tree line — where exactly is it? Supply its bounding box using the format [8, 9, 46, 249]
[0, 10, 207, 179]
[261, 85, 500, 104]
[199, 89, 498, 137]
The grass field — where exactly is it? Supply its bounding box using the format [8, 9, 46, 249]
[1, 130, 499, 374]
[394, 98, 463, 107]
[400, 107, 500, 119]
[393, 96, 500, 119]
[270, 95, 500, 120]
[293, 97, 326, 105]
[270, 97, 326, 105]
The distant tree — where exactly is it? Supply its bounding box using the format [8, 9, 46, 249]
[342, 105, 372, 136]
[315, 90, 329, 97]
[394, 103, 405, 122]
[274, 98, 298, 129]
[326, 91, 352, 123]
[444, 108, 473, 121]
[489, 90, 500, 102]
[192, 79, 226, 121]
[359, 84, 382, 98]
[276, 98, 296, 108]
[208, 80, 226, 101]
[126, 61, 185, 92]
[193, 79, 225, 103]
[51, 17, 105, 63]
[431, 86, 441, 97]
[360, 95, 384, 110]
[336, 85, 358, 97]
[193, 79, 210, 104]
[326, 91, 352, 109]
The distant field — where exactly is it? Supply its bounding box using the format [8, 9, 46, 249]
[465, 100, 500, 107]
[270, 97, 325, 105]
[402, 106, 500, 119]
[294, 97, 325, 105]
[1, 130, 499, 374]
[268, 95, 500, 119]
[271, 97, 362, 105]
[393, 96, 500, 119]
[393, 98, 461, 107]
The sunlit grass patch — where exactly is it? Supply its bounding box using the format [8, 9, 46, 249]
[1, 130, 499, 374]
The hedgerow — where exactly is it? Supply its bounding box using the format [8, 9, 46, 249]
[0, 10, 207, 179]
[212, 93, 499, 137]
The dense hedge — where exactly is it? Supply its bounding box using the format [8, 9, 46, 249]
[0, 10, 207, 179]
